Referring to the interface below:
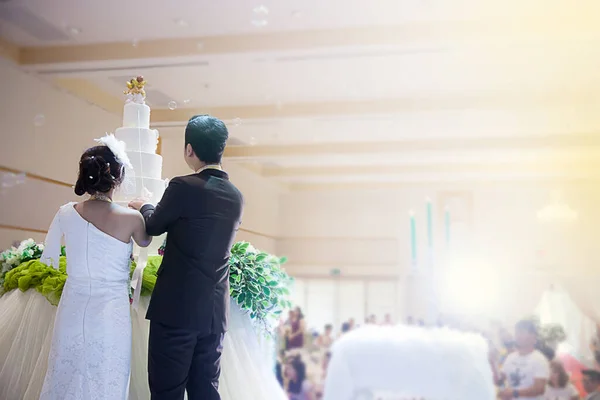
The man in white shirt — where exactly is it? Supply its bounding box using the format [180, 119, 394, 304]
[582, 369, 600, 400]
[499, 319, 550, 400]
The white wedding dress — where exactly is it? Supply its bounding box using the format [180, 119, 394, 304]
[40, 203, 133, 400]
[0, 202, 287, 400]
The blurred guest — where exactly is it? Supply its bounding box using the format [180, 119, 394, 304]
[544, 360, 579, 400]
[315, 352, 332, 400]
[582, 369, 600, 400]
[436, 316, 445, 328]
[417, 319, 425, 327]
[315, 324, 334, 349]
[592, 325, 600, 369]
[382, 313, 393, 325]
[286, 308, 306, 350]
[276, 350, 286, 387]
[498, 319, 549, 400]
[497, 325, 517, 365]
[366, 315, 377, 324]
[284, 355, 314, 400]
[348, 318, 356, 330]
[406, 316, 415, 325]
[339, 322, 351, 338]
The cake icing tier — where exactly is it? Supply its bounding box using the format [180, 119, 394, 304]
[115, 127, 158, 153]
[114, 177, 166, 206]
[125, 151, 163, 180]
[123, 102, 151, 129]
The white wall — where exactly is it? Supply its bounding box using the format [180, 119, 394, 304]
[278, 182, 600, 325]
[0, 58, 120, 248]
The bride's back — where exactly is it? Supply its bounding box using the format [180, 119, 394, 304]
[74, 200, 139, 244]
[61, 202, 133, 284]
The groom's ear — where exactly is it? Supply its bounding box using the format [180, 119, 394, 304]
[185, 143, 195, 157]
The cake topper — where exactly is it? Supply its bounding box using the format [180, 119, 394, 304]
[124, 76, 146, 104]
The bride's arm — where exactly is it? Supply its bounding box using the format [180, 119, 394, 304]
[40, 208, 64, 269]
[131, 212, 152, 248]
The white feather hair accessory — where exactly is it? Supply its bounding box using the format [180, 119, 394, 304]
[94, 134, 133, 169]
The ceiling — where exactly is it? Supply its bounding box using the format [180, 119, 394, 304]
[2, 0, 600, 190]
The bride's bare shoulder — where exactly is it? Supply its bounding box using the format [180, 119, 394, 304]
[111, 204, 141, 218]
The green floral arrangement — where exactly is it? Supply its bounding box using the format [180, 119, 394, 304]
[0, 239, 44, 289]
[1, 239, 292, 332]
[228, 242, 292, 331]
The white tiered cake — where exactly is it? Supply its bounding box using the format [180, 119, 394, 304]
[114, 76, 166, 208]
[113, 77, 166, 255]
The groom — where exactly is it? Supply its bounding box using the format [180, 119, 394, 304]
[129, 115, 244, 400]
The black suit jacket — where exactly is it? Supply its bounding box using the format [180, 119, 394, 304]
[141, 169, 243, 333]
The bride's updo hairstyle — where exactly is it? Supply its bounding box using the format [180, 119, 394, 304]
[74, 145, 125, 196]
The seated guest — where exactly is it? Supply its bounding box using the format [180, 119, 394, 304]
[315, 324, 334, 349]
[315, 352, 332, 400]
[382, 313, 393, 325]
[498, 319, 549, 400]
[284, 355, 314, 400]
[339, 322, 350, 338]
[583, 369, 600, 400]
[348, 318, 356, 330]
[276, 350, 286, 387]
[544, 360, 579, 400]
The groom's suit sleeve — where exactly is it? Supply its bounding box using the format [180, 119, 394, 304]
[140, 177, 184, 236]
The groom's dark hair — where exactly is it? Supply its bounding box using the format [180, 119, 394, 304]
[185, 115, 229, 164]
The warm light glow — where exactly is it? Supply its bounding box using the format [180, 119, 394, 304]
[439, 262, 502, 316]
[537, 203, 578, 223]
[537, 191, 578, 223]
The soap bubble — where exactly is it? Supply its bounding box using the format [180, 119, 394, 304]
[167, 101, 178, 110]
[183, 99, 191, 105]
[15, 172, 26, 185]
[196, 42, 204, 51]
[132, 39, 139, 47]
[33, 114, 46, 127]
[249, 137, 257, 146]
[1, 172, 26, 189]
[253, 5, 269, 15]
[232, 117, 242, 126]
[251, 19, 268, 27]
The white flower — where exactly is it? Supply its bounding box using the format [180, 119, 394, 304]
[246, 244, 257, 254]
[6, 255, 19, 266]
[37, 243, 45, 251]
[18, 238, 35, 252]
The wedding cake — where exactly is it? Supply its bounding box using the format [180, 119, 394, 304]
[113, 76, 166, 208]
[110, 77, 167, 256]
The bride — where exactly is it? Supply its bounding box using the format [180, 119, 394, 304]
[0, 132, 287, 399]
[40, 141, 151, 399]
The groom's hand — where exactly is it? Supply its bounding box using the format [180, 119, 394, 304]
[128, 198, 149, 211]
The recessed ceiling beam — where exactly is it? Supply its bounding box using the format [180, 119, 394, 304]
[152, 90, 600, 122]
[288, 178, 600, 192]
[16, 14, 600, 66]
[262, 162, 600, 178]
[223, 134, 600, 159]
